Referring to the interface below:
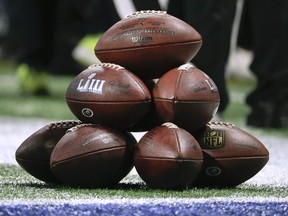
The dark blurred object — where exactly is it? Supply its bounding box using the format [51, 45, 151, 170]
[16, 0, 92, 75]
[168, 0, 237, 113]
[238, 0, 288, 128]
[0, 0, 22, 59]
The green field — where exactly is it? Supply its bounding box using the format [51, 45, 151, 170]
[1, 164, 288, 200]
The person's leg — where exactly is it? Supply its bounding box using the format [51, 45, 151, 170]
[48, 0, 93, 75]
[0, 0, 22, 59]
[168, 0, 237, 113]
[15, 0, 57, 95]
[16, 0, 56, 70]
[243, 0, 288, 128]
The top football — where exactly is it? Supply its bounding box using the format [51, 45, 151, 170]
[95, 10, 202, 79]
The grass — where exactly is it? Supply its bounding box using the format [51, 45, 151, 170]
[1, 165, 287, 200]
[0, 61, 74, 120]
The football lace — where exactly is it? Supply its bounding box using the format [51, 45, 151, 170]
[88, 63, 125, 71]
[49, 120, 82, 129]
[162, 122, 179, 129]
[66, 123, 95, 133]
[126, 10, 167, 19]
[208, 121, 235, 128]
[177, 63, 195, 71]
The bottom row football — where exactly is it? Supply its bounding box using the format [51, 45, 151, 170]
[15, 120, 269, 189]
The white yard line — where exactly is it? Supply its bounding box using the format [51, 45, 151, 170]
[0, 196, 288, 205]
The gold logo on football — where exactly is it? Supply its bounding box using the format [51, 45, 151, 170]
[202, 130, 224, 149]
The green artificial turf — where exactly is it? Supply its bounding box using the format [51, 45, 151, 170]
[1, 165, 287, 200]
[0, 62, 74, 120]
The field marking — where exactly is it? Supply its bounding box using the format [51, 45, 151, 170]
[1, 200, 288, 216]
[1, 196, 288, 205]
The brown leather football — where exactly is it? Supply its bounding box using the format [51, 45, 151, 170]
[50, 124, 136, 188]
[134, 122, 203, 189]
[95, 10, 202, 79]
[153, 64, 220, 133]
[15, 120, 81, 183]
[66, 63, 151, 130]
[191, 121, 270, 187]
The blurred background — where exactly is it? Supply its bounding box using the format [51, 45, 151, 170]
[0, 0, 286, 136]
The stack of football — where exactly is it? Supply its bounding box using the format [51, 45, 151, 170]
[15, 11, 269, 189]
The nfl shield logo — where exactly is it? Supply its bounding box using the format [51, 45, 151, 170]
[202, 130, 224, 149]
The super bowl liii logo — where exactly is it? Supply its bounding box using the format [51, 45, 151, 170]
[77, 73, 105, 94]
[202, 130, 224, 149]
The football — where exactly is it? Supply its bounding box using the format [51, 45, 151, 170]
[134, 122, 203, 189]
[191, 121, 269, 187]
[66, 63, 151, 130]
[95, 10, 202, 79]
[153, 64, 220, 133]
[15, 120, 81, 183]
[50, 124, 136, 188]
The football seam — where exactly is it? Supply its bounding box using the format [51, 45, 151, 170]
[66, 99, 151, 103]
[51, 146, 127, 166]
[134, 156, 203, 161]
[125, 71, 151, 99]
[174, 129, 182, 159]
[16, 157, 49, 164]
[204, 156, 269, 159]
[174, 69, 183, 101]
[95, 40, 202, 52]
[173, 69, 183, 116]
[153, 98, 220, 103]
